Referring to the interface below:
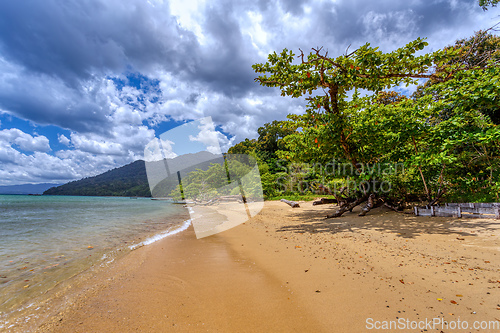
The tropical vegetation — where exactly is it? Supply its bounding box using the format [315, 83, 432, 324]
[228, 29, 500, 217]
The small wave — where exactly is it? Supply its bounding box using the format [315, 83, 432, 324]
[129, 219, 192, 250]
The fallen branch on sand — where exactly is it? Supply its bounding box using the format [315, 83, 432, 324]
[312, 198, 338, 206]
[281, 199, 300, 208]
[324, 182, 445, 218]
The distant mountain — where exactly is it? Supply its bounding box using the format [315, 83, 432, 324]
[0, 183, 62, 195]
[44, 160, 151, 197]
[43, 151, 222, 197]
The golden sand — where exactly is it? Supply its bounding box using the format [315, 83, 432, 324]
[36, 201, 500, 332]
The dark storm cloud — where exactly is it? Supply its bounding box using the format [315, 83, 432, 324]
[0, 0, 204, 135]
[0, 0, 200, 84]
[278, 0, 308, 15]
[0, 0, 264, 131]
[0, 0, 487, 126]
[184, 1, 259, 98]
[253, 0, 486, 57]
[185, 93, 201, 105]
[324, 0, 480, 46]
[0, 90, 109, 134]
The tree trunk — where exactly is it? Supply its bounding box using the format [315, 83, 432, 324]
[315, 183, 332, 195]
[326, 193, 369, 218]
[426, 188, 446, 207]
[384, 202, 402, 212]
[358, 194, 376, 216]
[411, 136, 431, 202]
[332, 187, 351, 207]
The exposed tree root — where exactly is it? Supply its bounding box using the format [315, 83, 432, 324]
[326, 193, 369, 218]
[358, 194, 383, 216]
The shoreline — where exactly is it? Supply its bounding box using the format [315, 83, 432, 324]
[27, 200, 500, 332]
[37, 220, 323, 332]
[0, 207, 191, 333]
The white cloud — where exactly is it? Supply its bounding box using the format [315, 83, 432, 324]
[187, 117, 236, 154]
[0, 144, 22, 164]
[0, 148, 78, 185]
[69, 132, 126, 156]
[144, 137, 178, 162]
[58, 134, 71, 146]
[159, 138, 178, 159]
[189, 117, 223, 155]
[169, 0, 207, 44]
[0, 128, 50, 152]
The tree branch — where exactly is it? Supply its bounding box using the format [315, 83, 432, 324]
[256, 79, 286, 86]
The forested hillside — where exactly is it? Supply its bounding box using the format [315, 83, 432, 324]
[43, 160, 151, 197]
[43, 151, 220, 197]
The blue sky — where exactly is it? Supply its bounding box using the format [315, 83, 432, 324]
[0, 0, 499, 185]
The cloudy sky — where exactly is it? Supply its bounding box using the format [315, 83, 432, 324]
[0, 0, 498, 186]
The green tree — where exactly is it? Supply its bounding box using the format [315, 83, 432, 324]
[253, 36, 500, 216]
[413, 30, 500, 124]
[227, 121, 296, 198]
[255, 120, 295, 161]
[253, 39, 453, 172]
[227, 138, 257, 155]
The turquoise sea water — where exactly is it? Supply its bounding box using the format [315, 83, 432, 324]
[0, 195, 189, 330]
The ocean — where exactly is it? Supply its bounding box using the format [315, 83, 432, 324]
[0, 195, 190, 331]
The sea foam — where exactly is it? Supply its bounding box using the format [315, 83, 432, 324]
[129, 218, 192, 250]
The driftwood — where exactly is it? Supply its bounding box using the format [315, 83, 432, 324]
[426, 189, 446, 207]
[194, 195, 248, 205]
[332, 187, 348, 206]
[195, 198, 220, 206]
[281, 199, 300, 208]
[326, 193, 369, 218]
[312, 198, 338, 206]
[383, 202, 412, 214]
[219, 195, 241, 201]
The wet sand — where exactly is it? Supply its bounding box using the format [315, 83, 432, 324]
[36, 220, 321, 332]
[36, 201, 500, 332]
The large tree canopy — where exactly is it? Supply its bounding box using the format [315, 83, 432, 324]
[252, 39, 462, 171]
[251, 34, 500, 216]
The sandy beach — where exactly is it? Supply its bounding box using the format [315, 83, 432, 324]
[34, 200, 500, 332]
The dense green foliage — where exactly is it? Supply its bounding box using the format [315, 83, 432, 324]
[168, 155, 264, 201]
[245, 31, 500, 205]
[228, 120, 296, 198]
[43, 160, 151, 197]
